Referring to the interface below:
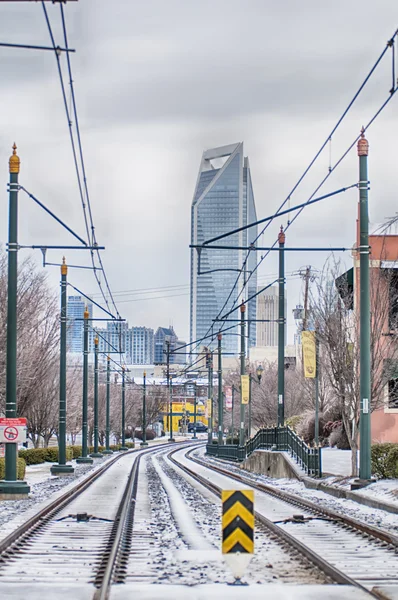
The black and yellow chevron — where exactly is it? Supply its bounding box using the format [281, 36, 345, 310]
[222, 490, 254, 554]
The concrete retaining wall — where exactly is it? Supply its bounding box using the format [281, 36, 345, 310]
[241, 449, 300, 480]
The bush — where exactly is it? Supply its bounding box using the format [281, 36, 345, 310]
[225, 436, 240, 445]
[125, 442, 135, 448]
[329, 425, 350, 450]
[371, 443, 398, 479]
[19, 448, 47, 465]
[135, 429, 156, 441]
[285, 415, 302, 432]
[0, 457, 26, 480]
[45, 447, 73, 463]
[70, 445, 82, 459]
[297, 412, 326, 445]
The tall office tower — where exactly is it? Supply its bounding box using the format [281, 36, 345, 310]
[131, 327, 154, 364]
[67, 295, 93, 353]
[256, 286, 287, 346]
[154, 326, 180, 364]
[190, 143, 257, 355]
[91, 321, 128, 358]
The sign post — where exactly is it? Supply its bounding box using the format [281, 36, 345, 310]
[222, 489, 254, 581]
[0, 418, 27, 444]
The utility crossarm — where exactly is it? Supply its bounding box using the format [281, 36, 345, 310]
[198, 184, 358, 247]
[0, 42, 75, 53]
[192, 244, 350, 252]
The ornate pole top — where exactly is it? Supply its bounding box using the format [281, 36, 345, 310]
[61, 256, 67, 276]
[143, 371, 146, 378]
[217, 332, 222, 341]
[94, 336, 99, 347]
[107, 354, 110, 362]
[240, 303, 246, 313]
[9, 143, 20, 174]
[357, 126, 369, 157]
[278, 225, 286, 245]
[84, 305, 89, 320]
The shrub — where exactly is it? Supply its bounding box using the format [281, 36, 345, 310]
[0, 457, 26, 480]
[70, 446, 82, 459]
[329, 424, 350, 450]
[19, 448, 47, 465]
[225, 436, 240, 445]
[45, 447, 73, 463]
[125, 442, 135, 448]
[135, 429, 156, 441]
[296, 412, 327, 445]
[371, 443, 398, 479]
[285, 415, 302, 432]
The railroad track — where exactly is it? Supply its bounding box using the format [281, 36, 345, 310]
[169, 445, 398, 599]
[0, 441, 193, 599]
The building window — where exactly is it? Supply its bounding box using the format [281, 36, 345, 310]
[388, 378, 398, 409]
[389, 270, 398, 330]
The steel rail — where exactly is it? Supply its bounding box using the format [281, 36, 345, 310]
[187, 449, 398, 547]
[167, 446, 392, 598]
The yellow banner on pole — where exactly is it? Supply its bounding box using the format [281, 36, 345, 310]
[205, 399, 212, 419]
[241, 375, 250, 404]
[302, 331, 316, 378]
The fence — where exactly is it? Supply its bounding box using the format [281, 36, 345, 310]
[206, 426, 322, 477]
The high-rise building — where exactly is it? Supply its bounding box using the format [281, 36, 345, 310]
[131, 327, 154, 364]
[154, 327, 182, 364]
[256, 286, 287, 346]
[190, 143, 257, 355]
[67, 295, 93, 353]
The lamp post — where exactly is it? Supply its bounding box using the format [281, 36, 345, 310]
[239, 304, 246, 446]
[248, 364, 264, 438]
[358, 129, 371, 482]
[192, 381, 197, 439]
[217, 333, 223, 445]
[120, 367, 128, 451]
[141, 371, 148, 446]
[165, 338, 175, 442]
[206, 350, 213, 444]
[90, 337, 103, 458]
[102, 355, 113, 454]
[0, 145, 30, 498]
[51, 258, 74, 474]
[278, 226, 286, 427]
[76, 307, 93, 464]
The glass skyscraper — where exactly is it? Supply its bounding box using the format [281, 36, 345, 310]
[190, 143, 257, 355]
[67, 295, 93, 353]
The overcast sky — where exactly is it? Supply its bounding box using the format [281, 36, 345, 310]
[0, 1, 397, 346]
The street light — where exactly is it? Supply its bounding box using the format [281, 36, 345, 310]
[256, 364, 264, 383]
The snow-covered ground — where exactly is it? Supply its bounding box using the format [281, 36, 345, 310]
[320, 448, 354, 476]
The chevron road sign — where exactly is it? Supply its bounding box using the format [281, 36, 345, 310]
[222, 490, 254, 554]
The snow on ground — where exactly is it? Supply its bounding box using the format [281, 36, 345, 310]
[320, 448, 354, 477]
[197, 448, 398, 534]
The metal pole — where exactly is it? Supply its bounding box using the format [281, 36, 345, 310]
[90, 337, 102, 457]
[248, 375, 252, 439]
[0, 145, 30, 497]
[207, 352, 213, 444]
[51, 258, 74, 474]
[358, 130, 371, 481]
[120, 367, 128, 450]
[239, 304, 246, 446]
[167, 340, 175, 442]
[278, 226, 286, 427]
[102, 356, 112, 454]
[217, 333, 223, 445]
[192, 382, 197, 439]
[141, 371, 148, 446]
[77, 307, 93, 463]
[231, 386, 235, 440]
[314, 334, 320, 446]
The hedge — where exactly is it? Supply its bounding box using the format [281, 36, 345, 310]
[0, 457, 26, 480]
[18, 442, 136, 467]
[371, 443, 398, 479]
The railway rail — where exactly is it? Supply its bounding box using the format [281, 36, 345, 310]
[168, 445, 398, 598]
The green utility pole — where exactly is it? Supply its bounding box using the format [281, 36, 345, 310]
[141, 371, 148, 446]
[90, 337, 102, 457]
[248, 375, 252, 439]
[314, 335, 320, 446]
[102, 356, 112, 454]
[51, 258, 74, 475]
[77, 307, 93, 463]
[207, 351, 213, 444]
[358, 130, 371, 481]
[217, 333, 223, 445]
[239, 304, 246, 446]
[278, 226, 286, 427]
[120, 367, 128, 450]
[231, 386, 235, 440]
[0, 145, 30, 498]
[166, 339, 175, 442]
[192, 382, 197, 439]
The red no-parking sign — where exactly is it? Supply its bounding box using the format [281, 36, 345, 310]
[0, 418, 27, 443]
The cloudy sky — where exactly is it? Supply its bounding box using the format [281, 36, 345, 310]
[0, 0, 397, 346]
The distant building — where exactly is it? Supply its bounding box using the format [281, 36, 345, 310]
[256, 286, 287, 346]
[190, 142, 257, 356]
[154, 327, 181, 364]
[67, 295, 93, 354]
[131, 327, 154, 364]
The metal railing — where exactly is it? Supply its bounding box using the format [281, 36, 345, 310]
[206, 426, 322, 477]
